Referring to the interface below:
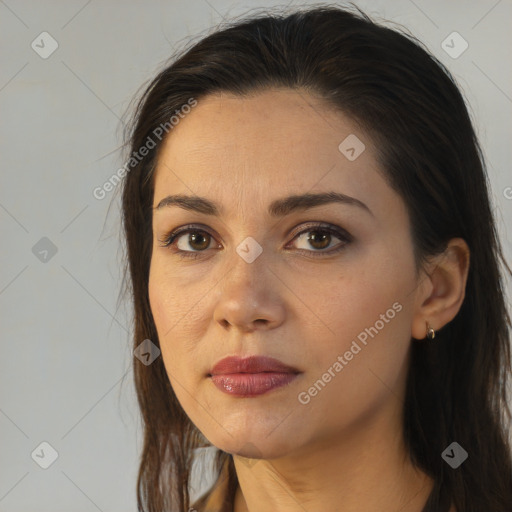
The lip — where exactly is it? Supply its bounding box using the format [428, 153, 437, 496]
[210, 355, 299, 375]
[209, 356, 301, 397]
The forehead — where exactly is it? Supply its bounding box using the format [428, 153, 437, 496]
[152, 89, 389, 217]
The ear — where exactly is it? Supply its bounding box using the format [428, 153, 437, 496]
[411, 238, 470, 340]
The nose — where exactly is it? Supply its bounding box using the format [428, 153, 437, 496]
[212, 249, 286, 333]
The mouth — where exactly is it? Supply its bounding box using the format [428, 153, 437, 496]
[208, 355, 301, 397]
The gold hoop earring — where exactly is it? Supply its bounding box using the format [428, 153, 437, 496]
[426, 322, 436, 340]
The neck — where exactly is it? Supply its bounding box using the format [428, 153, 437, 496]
[232, 403, 434, 512]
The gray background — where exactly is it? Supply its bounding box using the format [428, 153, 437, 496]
[1, 1, 511, 511]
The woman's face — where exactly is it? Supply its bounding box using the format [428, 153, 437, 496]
[148, 89, 426, 459]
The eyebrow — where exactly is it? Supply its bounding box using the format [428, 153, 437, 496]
[153, 191, 373, 218]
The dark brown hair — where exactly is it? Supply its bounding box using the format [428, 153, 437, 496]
[119, 4, 512, 511]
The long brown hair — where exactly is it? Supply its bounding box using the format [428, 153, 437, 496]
[119, 5, 512, 511]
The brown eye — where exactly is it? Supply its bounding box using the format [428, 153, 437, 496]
[159, 229, 216, 253]
[290, 226, 351, 255]
[303, 230, 332, 250]
[177, 231, 212, 251]
[159, 223, 352, 260]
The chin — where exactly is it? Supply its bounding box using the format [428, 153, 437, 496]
[201, 424, 303, 461]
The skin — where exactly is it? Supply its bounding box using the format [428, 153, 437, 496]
[148, 89, 468, 512]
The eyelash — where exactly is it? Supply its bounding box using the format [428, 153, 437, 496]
[157, 222, 353, 260]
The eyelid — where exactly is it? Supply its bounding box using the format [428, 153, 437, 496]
[287, 221, 353, 243]
[157, 223, 218, 248]
[158, 221, 353, 256]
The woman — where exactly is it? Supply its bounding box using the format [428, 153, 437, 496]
[120, 5, 512, 511]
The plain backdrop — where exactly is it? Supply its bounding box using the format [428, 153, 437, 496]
[1, 1, 511, 510]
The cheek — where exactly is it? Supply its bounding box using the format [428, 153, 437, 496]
[148, 273, 196, 414]
[293, 289, 413, 438]
[148, 264, 185, 376]
[304, 257, 409, 338]
[148, 260, 210, 391]
[148, 259, 195, 335]
[148, 268, 170, 338]
[294, 245, 416, 390]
